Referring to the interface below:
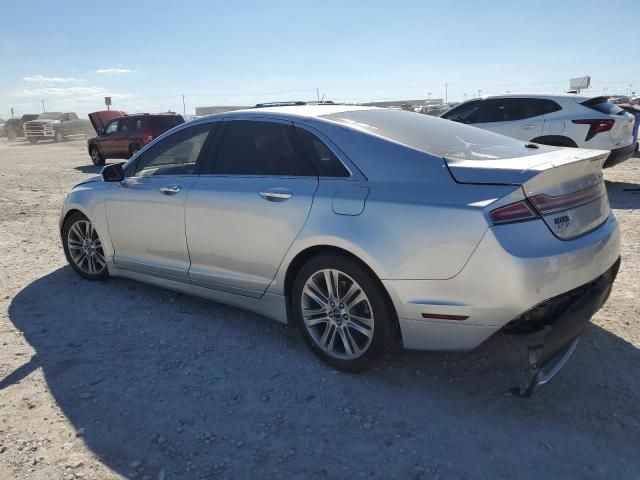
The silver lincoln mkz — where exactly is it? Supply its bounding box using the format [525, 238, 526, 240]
[60, 105, 620, 394]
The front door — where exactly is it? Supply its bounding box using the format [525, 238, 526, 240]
[105, 122, 214, 278]
[473, 98, 544, 141]
[100, 119, 121, 155]
[186, 119, 318, 297]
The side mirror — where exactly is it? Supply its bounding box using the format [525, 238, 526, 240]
[101, 163, 124, 182]
[97, 128, 103, 136]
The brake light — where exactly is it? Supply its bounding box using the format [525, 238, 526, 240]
[529, 185, 603, 214]
[572, 119, 614, 141]
[489, 201, 538, 224]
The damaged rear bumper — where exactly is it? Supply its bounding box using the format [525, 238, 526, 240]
[511, 258, 620, 396]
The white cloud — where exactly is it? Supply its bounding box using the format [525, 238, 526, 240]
[95, 68, 136, 74]
[9, 86, 132, 100]
[23, 74, 85, 83]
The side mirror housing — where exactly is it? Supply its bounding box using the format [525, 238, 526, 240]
[101, 163, 124, 182]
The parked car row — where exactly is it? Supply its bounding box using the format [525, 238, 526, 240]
[440, 94, 637, 167]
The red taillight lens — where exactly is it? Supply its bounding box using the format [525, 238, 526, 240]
[572, 118, 614, 133]
[490, 201, 538, 224]
[529, 185, 604, 214]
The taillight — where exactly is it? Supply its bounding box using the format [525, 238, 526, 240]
[529, 185, 604, 215]
[572, 119, 614, 141]
[489, 201, 538, 224]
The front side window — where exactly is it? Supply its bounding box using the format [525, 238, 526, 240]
[213, 120, 313, 176]
[296, 127, 349, 177]
[442, 101, 484, 124]
[133, 123, 212, 177]
[104, 121, 118, 135]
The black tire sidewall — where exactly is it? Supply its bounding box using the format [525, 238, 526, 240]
[90, 146, 105, 166]
[291, 253, 396, 371]
[62, 212, 109, 281]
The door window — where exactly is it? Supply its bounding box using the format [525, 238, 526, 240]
[483, 98, 562, 122]
[441, 101, 484, 124]
[104, 120, 119, 135]
[213, 121, 313, 176]
[133, 123, 212, 177]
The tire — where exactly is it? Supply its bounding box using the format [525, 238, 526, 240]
[28, 138, 37, 144]
[291, 253, 397, 371]
[54, 129, 64, 142]
[90, 145, 105, 166]
[62, 212, 109, 281]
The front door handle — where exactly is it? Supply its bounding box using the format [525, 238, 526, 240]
[159, 185, 182, 195]
[259, 190, 292, 201]
[521, 124, 537, 130]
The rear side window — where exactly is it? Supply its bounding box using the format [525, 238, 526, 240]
[213, 121, 313, 176]
[581, 97, 624, 115]
[296, 127, 349, 177]
[483, 98, 561, 122]
[151, 115, 185, 134]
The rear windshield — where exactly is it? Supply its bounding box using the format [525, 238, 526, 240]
[151, 115, 184, 133]
[37, 112, 62, 120]
[581, 97, 624, 115]
[321, 108, 549, 161]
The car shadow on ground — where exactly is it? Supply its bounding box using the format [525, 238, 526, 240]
[4, 267, 640, 478]
[74, 164, 103, 174]
[605, 180, 640, 209]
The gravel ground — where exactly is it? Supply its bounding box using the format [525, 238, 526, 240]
[0, 138, 639, 480]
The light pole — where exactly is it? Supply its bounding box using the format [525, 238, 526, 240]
[428, 92, 432, 104]
[41, 100, 45, 113]
[477, 89, 482, 98]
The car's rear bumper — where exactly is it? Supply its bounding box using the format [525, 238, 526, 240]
[384, 213, 621, 351]
[603, 142, 637, 168]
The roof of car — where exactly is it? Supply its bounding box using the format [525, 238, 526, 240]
[205, 104, 377, 120]
[473, 93, 589, 101]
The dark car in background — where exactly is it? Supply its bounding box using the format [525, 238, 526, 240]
[88, 111, 184, 165]
[3, 114, 39, 139]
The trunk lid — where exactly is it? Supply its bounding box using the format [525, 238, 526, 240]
[446, 148, 610, 239]
[88, 110, 126, 134]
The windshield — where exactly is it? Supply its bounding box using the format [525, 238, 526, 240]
[322, 108, 553, 161]
[37, 112, 62, 120]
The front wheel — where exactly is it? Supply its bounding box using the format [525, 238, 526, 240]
[62, 212, 109, 281]
[292, 254, 397, 371]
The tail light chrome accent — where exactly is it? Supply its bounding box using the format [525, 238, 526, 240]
[529, 184, 604, 215]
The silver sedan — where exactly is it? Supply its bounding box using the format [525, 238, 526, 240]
[60, 105, 620, 394]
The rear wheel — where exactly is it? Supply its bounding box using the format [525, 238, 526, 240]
[62, 212, 109, 281]
[292, 254, 397, 371]
[90, 145, 105, 166]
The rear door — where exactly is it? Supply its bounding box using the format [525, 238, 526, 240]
[472, 98, 544, 140]
[185, 118, 318, 297]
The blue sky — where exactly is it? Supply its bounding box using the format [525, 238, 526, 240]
[0, 0, 638, 117]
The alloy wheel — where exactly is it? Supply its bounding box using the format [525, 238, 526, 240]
[301, 269, 374, 359]
[67, 219, 106, 275]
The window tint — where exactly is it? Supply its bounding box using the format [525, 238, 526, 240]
[581, 97, 624, 115]
[296, 127, 349, 177]
[151, 115, 184, 134]
[483, 98, 562, 122]
[119, 117, 144, 132]
[214, 121, 312, 176]
[441, 101, 484, 124]
[104, 121, 118, 134]
[134, 124, 212, 177]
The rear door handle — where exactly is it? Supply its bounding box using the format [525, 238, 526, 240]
[259, 190, 292, 201]
[522, 124, 537, 130]
[159, 185, 182, 195]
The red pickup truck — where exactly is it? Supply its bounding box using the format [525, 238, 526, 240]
[87, 111, 184, 166]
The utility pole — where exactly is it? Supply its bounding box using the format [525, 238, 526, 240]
[182, 95, 186, 115]
[41, 100, 45, 112]
[444, 83, 448, 104]
[428, 92, 432, 104]
[477, 89, 482, 98]
[316, 88, 320, 103]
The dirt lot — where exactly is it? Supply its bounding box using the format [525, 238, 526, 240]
[0, 138, 639, 480]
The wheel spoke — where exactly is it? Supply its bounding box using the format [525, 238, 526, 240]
[348, 320, 373, 338]
[323, 269, 339, 300]
[346, 291, 367, 311]
[305, 315, 330, 328]
[345, 327, 362, 354]
[71, 224, 85, 242]
[349, 313, 374, 328]
[338, 327, 354, 356]
[303, 284, 328, 309]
